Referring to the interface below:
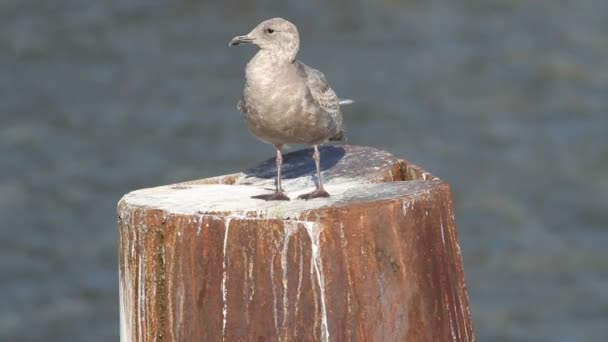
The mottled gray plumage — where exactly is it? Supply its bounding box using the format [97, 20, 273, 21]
[230, 18, 352, 200]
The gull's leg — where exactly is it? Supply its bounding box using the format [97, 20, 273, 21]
[298, 145, 330, 199]
[311, 145, 330, 197]
[269, 145, 290, 201]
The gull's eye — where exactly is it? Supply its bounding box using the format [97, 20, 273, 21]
[266, 28, 275, 34]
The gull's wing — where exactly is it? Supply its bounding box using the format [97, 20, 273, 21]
[295, 61, 341, 121]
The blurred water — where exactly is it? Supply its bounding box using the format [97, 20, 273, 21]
[1, 0, 607, 341]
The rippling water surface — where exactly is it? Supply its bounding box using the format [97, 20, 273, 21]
[1, 1, 607, 341]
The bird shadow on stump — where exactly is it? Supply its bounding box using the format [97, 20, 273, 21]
[243, 145, 346, 186]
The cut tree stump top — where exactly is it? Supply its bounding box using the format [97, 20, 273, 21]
[117, 145, 474, 342]
[120, 145, 438, 219]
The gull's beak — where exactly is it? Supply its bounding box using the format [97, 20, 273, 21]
[229, 35, 253, 47]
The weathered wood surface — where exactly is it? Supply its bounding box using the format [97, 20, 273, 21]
[117, 145, 474, 342]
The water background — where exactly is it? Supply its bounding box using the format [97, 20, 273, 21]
[1, 1, 607, 341]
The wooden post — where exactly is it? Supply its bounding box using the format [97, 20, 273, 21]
[117, 145, 474, 341]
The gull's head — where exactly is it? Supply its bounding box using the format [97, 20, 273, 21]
[229, 18, 299, 60]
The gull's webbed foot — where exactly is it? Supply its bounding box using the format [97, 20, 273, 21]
[252, 191, 291, 201]
[298, 188, 330, 200]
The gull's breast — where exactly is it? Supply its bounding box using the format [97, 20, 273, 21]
[242, 78, 336, 146]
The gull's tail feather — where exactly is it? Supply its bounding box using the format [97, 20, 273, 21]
[339, 99, 354, 106]
[329, 129, 346, 142]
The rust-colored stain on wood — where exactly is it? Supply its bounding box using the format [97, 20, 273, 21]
[118, 145, 474, 341]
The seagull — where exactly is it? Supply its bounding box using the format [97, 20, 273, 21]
[230, 18, 352, 201]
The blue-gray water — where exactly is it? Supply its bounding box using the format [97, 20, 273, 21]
[1, 1, 607, 341]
